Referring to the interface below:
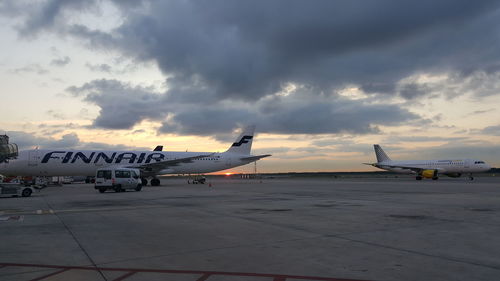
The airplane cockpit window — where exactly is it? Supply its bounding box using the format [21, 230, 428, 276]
[474, 161, 485, 164]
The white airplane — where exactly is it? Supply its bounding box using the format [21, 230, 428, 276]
[0, 126, 270, 186]
[365, 144, 491, 180]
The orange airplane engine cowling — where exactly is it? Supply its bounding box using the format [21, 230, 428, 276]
[421, 169, 436, 178]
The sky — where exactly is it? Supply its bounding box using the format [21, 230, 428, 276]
[0, 0, 499, 173]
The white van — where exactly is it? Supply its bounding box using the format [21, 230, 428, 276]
[94, 168, 142, 193]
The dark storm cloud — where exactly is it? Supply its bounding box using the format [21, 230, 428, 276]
[398, 83, 432, 100]
[14, 0, 98, 36]
[94, 0, 500, 101]
[68, 79, 419, 136]
[67, 79, 165, 129]
[7, 0, 500, 135]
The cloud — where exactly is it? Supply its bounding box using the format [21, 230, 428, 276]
[50, 56, 71, 66]
[470, 109, 495, 115]
[480, 125, 500, 136]
[5, 0, 500, 137]
[66, 79, 165, 129]
[4, 131, 79, 149]
[382, 136, 467, 143]
[101, 0, 500, 102]
[12, 0, 99, 37]
[3, 130, 145, 150]
[10, 64, 49, 75]
[404, 143, 500, 164]
[6, 1, 500, 98]
[85, 63, 112, 73]
[67, 79, 420, 136]
[46, 110, 66, 119]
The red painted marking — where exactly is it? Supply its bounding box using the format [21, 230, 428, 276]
[29, 268, 69, 281]
[274, 277, 286, 281]
[112, 271, 136, 281]
[0, 262, 371, 281]
[197, 273, 212, 281]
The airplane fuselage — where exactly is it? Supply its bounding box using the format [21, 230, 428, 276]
[375, 159, 490, 175]
[0, 149, 252, 177]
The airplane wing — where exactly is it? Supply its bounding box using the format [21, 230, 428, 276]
[127, 154, 213, 174]
[240, 154, 272, 162]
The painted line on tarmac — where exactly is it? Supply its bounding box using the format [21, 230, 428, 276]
[0, 262, 371, 281]
[29, 268, 69, 281]
[2, 205, 165, 216]
[112, 271, 136, 281]
[196, 273, 211, 281]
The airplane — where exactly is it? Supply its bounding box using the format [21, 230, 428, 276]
[364, 144, 491, 180]
[0, 126, 270, 186]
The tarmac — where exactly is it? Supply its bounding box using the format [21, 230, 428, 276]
[1, 176, 500, 281]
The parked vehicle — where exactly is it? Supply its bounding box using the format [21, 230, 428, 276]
[188, 176, 206, 184]
[61, 176, 74, 184]
[0, 183, 35, 197]
[94, 168, 142, 193]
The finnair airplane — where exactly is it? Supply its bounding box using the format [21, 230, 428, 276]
[365, 144, 491, 180]
[0, 126, 270, 186]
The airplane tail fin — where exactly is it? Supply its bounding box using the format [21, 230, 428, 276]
[225, 125, 255, 155]
[374, 144, 391, 163]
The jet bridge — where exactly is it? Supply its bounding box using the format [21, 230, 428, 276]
[0, 135, 18, 163]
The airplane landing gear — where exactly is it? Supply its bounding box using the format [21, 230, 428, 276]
[432, 177, 439, 180]
[416, 176, 423, 180]
[469, 174, 474, 181]
[141, 178, 148, 186]
[151, 178, 160, 186]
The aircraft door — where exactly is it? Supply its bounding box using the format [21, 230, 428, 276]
[225, 157, 232, 167]
[28, 150, 39, 166]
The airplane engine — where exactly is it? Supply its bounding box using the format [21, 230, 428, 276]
[421, 169, 437, 179]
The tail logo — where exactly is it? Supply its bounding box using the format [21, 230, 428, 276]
[232, 136, 253, 147]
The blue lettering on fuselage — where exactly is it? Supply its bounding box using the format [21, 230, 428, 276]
[62, 152, 73, 163]
[40, 151, 168, 164]
[137, 153, 146, 163]
[41, 151, 66, 163]
[71, 152, 95, 163]
[94, 152, 116, 163]
[146, 153, 164, 163]
[115, 153, 137, 164]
